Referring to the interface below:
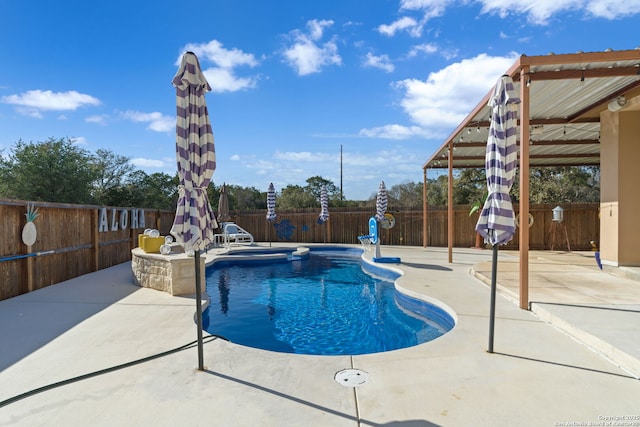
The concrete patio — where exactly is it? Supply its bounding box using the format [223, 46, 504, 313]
[0, 245, 638, 426]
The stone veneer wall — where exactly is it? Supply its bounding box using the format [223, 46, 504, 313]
[131, 246, 205, 296]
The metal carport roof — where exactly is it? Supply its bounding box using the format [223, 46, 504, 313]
[424, 48, 640, 170]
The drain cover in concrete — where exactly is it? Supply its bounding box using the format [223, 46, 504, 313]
[334, 369, 369, 387]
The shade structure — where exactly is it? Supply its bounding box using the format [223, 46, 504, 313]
[318, 186, 329, 224]
[217, 183, 231, 223]
[475, 75, 520, 353]
[170, 51, 217, 371]
[266, 183, 276, 246]
[375, 181, 387, 222]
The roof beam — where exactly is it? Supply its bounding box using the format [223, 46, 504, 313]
[513, 66, 640, 82]
[466, 117, 599, 129]
[568, 79, 640, 122]
[452, 139, 599, 148]
[517, 50, 640, 68]
[428, 159, 601, 169]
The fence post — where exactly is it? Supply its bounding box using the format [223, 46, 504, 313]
[92, 209, 99, 271]
[27, 244, 34, 292]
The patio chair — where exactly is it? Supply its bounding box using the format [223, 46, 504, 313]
[214, 222, 254, 246]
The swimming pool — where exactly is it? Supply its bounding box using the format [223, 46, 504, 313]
[202, 247, 455, 355]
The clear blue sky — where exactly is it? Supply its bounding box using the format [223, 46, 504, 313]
[1, 1, 638, 200]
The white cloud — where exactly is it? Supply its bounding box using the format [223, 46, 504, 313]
[203, 68, 257, 92]
[273, 151, 337, 162]
[363, 53, 395, 73]
[407, 43, 438, 57]
[400, 0, 453, 11]
[359, 53, 517, 139]
[392, 0, 640, 27]
[130, 158, 166, 168]
[586, 0, 640, 19]
[183, 40, 258, 69]
[395, 53, 518, 130]
[1, 89, 100, 117]
[282, 19, 342, 76]
[377, 16, 419, 37]
[306, 19, 333, 40]
[230, 154, 241, 161]
[478, 0, 640, 24]
[86, 114, 109, 125]
[70, 136, 88, 145]
[358, 124, 441, 140]
[122, 110, 174, 132]
[181, 40, 260, 93]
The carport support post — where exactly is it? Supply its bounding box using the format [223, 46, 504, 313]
[519, 66, 531, 310]
[488, 243, 498, 353]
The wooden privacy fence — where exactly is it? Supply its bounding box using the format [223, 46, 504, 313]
[229, 202, 600, 251]
[1, 199, 599, 301]
[0, 199, 174, 301]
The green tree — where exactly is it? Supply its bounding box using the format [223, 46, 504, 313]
[278, 184, 317, 209]
[304, 176, 341, 203]
[426, 175, 448, 206]
[511, 166, 599, 204]
[92, 148, 136, 205]
[125, 171, 179, 210]
[387, 182, 423, 208]
[222, 184, 265, 210]
[453, 169, 486, 205]
[0, 138, 98, 203]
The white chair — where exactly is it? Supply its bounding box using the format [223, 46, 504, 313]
[214, 222, 254, 246]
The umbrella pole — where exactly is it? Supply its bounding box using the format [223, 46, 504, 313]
[488, 243, 498, 353]
[195, 251, 205, 370]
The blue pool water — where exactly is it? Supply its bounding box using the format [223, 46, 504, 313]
[202, 248, 454, 355]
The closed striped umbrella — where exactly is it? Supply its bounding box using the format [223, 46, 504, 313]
[476, 74, 520, 354]
[475, 75, 519, 246]
[217, 183, 231, 223]
[169, 51, 216, 371]
[266, 183, 277, 222]
[375, 181, 387, 222]
[266, 183, 276, 246]
[318, 186, 329, 224]
[170, 52, 217, 251]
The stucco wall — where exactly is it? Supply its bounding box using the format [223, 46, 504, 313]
[599, 97, 640, 266]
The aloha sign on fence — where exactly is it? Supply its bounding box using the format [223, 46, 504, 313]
[97, 208, 146, 232]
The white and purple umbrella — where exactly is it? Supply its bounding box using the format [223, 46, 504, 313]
[266, 183, 276, 245]
[169, 51, 216, 370]
[318, 186, 329, 224]
[373, 181, 387, 258]
[171, 52, 217, 250]
[375, 181, 387, 222]
[318, 185, 329, 243]
[475, 74, 520, 353]
[266, 183, 277, 222]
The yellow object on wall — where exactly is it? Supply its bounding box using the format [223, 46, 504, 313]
[140, 236, 165, 253]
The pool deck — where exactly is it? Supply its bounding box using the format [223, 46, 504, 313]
[1, 245, 638, 426]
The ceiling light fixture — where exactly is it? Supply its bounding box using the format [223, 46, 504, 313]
[608, 96, 627, 112]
